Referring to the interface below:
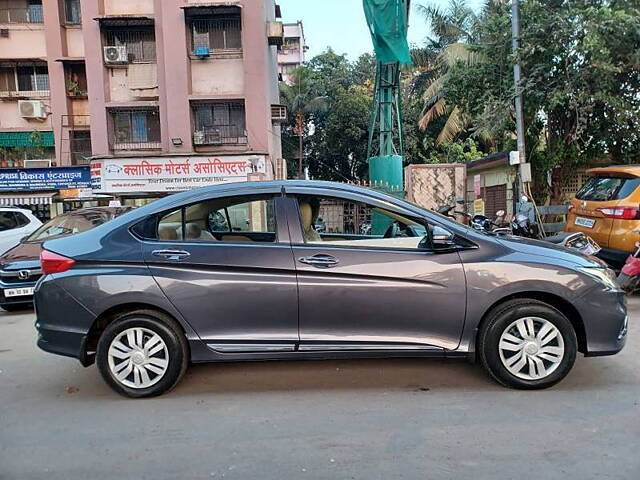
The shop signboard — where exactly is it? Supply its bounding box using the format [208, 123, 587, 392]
[0, 166, 91, 192]
[90, 156, 267, 194]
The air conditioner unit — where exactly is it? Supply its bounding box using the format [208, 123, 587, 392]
[24, 159, 52, 168]
[267, 21, 284, 46]
[271, 104, 287, 123]
[18, 100, 47, 119]
[103, 45, 128, 64]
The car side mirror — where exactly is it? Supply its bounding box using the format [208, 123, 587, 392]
[431, 226, 457, 249]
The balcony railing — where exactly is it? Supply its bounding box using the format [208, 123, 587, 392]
[0, 7, 44, 24]
[111, 141, 162, 151]
[193, 125, 247, 146]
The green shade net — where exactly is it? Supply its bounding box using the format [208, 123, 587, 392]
[0, 131, 54, 148]
[363, 0, 412, 65]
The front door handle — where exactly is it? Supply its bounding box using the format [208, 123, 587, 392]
[298, 254, 339, 268]
[152, 249, 191, 261]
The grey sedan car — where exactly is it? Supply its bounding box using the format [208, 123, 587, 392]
[34, 181, 627, 397]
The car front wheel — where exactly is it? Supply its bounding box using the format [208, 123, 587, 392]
[96, 310, 189, 398]
[479, 299, 577, 389]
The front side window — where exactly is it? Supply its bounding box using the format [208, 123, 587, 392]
[155, 196, 277, 244]
[110, 109, 161, 149]
[190, 9, 242, 53]
[294, 196, 433, 250]
[192, 102, 247, 145]
[104, 27, 156, 63]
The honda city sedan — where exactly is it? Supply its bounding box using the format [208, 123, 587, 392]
[0, 206, 131, 311]
[34, 181, 627, 397]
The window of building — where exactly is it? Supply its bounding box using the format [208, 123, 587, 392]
[64, 63, 87, 97]
[293, 196, 436, 250]
[63, 0, 81, 25]
[109, 109, 161, 150]
[2, 65, 49, 93]
[69, 130, 91, 165]
[0, 0, 42, 23]
[283, 37, 299, 50]
[190, 8, 242, 54]
[153, 196, 277, 244]
[104, 27, 156, 63]
[192, 101, 247, 146]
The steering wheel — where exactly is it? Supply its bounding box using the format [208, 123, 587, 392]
[383, 222, 401, 238]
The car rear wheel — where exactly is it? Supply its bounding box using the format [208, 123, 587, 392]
[96, 310, 188, 398]
[479, 299, 577, 389]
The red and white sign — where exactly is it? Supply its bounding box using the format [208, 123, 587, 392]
[90, 155, 267, 194]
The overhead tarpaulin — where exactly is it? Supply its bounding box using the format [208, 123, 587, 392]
[0, 131, 54, 148]
[363, 0, 412, 65]
[0, 192, 56, 206]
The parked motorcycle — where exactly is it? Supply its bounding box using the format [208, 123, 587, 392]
[617, 230, 640, 293]
[512, 197, 601, 257]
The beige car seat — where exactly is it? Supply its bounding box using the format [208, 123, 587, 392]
[299, 202, 321, 242]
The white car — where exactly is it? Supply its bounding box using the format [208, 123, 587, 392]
[0, 208, 43, 255]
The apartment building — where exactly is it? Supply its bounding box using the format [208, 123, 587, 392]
[0, 0, 286, 214]
[277, 21, 305, 85]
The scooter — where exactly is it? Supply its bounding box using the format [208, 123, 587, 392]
[617, 230, 640, 293]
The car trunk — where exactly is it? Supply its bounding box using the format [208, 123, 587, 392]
[569, 173, 640, 248]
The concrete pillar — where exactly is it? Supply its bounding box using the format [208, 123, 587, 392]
[42, 1, 70, 165]
[242, 0, 271, 154]
[154, 0, 193, 153]
[81, 0, 110, 156]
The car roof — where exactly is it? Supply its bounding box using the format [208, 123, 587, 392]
[586, 165, 640, 177]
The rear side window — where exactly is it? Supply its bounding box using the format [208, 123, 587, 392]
[0, 212, 18, 231]
[135, 195, 278, 244]
[14, 212, 29, 227]
[575, 177, 640, 201]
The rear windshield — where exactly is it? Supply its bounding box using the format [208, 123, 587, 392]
[27, 211, 112, 241]
[575, 176, 640, 202]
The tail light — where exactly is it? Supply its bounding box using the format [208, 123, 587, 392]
[596, 207, 640, 220]
[40, 250, 75, 274]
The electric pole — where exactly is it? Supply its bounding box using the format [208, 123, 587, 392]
[511, 0, 528, 197]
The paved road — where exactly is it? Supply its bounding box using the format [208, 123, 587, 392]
[1, 300, 638, 480]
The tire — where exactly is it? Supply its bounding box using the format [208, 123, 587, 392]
[478, 299, 577, 390]
[1, 303, 32, 312]
[96, 309, 189, 398]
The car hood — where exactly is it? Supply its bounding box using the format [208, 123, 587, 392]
[496, 234, 603, 268]
[0, 241, 43, 271]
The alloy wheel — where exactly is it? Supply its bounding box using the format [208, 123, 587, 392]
[498, 317, 565, 380]
[107, 327, 170, 389]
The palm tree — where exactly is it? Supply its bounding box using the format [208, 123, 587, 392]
[414, 0, 481, 145]
[279, 68, 328, 178]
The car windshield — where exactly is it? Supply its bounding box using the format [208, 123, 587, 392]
[27, 211, 113, 241]
[576, 176, 640, 201]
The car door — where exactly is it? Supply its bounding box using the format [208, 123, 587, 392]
[138, 192, 299, 352]
[0, 211, 26, 255]
[284, 188, 467, 352]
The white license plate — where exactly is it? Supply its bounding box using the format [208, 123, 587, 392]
[575, 217, 595, 228]
[4, 287, 34, 298]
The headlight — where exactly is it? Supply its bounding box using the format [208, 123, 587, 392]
[578, 266, 620, 291]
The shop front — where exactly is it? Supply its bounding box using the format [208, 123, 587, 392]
[90, 154, 268, 206]
[0, 166, 92, 221]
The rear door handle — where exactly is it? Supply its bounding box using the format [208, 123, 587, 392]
[152, 249, 191, 260]
[298, 254, 339, 267]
